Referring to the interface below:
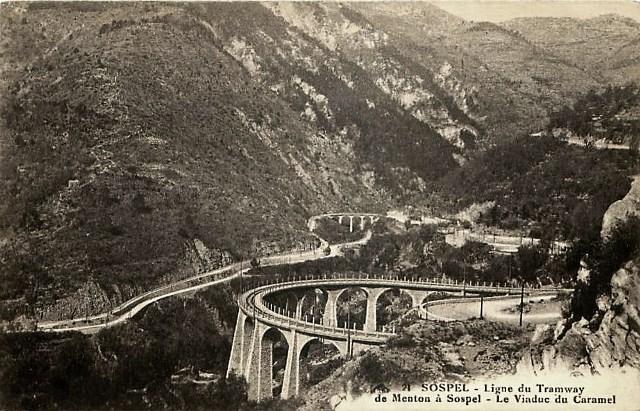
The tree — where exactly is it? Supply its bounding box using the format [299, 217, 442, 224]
[131, 193, 151, 214]
[209, 374, 247, 408]
[358, 354, 387, 385]
[516, 245, 548, 283]
[596, 216, 640, 283]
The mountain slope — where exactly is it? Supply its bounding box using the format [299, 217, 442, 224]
[608, 34, 640, 84]
[184, 3, 461, 183]
[1, 2, 639, 322]
[0, 3, 403, 319]
[260, 2, 481, 150]
[504, 14, 640, 83]
[351, 2, 603, 140]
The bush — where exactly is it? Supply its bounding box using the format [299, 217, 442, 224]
[387, 333, 415, 348]
[358, 354, 387, 385]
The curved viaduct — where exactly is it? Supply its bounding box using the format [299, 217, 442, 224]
[227, 274, 568, 402]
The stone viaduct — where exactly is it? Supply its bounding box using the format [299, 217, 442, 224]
[226, 274, 564, 402]
[307, 213, 384, 233]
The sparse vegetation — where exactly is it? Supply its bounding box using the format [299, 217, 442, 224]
[0, 285, 242, 411]
[568, 216, 640, 325]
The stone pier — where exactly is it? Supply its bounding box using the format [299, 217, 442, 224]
[243, 321, 273, 401]
[295, 294, 307, 320]
[361, 287, 389, 332]
[323, 289, 345, 327]
[281, 330, 302, 399]
[228, 312, 355, 403]
[227, 311, 248, 378]
[228, 272, 553, 403]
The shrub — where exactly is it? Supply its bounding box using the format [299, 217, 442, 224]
[387, 333, 415, 348]
[358, 354, 386, 385]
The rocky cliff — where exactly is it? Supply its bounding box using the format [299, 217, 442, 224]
[521, 180, 640, 376]
[602, 175, 640, 239]
[520, 258, 640, 375]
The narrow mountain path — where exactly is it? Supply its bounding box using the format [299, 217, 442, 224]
[36, 220, 372, 334]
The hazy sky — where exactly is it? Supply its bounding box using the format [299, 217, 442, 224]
[430, 1, 640, 22]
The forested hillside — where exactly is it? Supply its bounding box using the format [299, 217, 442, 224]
[1, 2, 639, 323]
[548, 84, 640, 148]
[439, 135, 638, 239]
[0, 2, 461, 320]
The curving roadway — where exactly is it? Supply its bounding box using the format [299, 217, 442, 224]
[35, 226, 371, 334]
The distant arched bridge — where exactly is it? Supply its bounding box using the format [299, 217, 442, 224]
[307, 212, 393, 233]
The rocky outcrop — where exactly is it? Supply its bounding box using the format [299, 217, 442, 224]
[37, 238, 233, 321]
[521, 260, 640, 375]
[39, 283, 127, 324]
[181, 239, 233, 276]
[521, 177, 640, 376]
[264, 2, 480, 150]
[33, 234, 320, 322]
[587, 260, 640, 369]
[601, 175, 640, 238]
